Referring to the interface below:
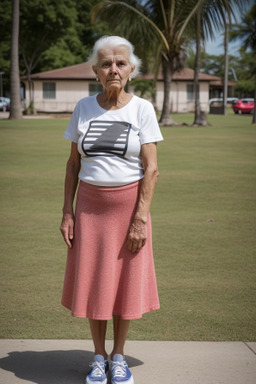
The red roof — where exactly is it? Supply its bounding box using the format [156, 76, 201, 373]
[27, 62, 95, 80]
[25, 62, 222, 82]
[139, 67, 221, 82]
[209, 79, 237, 86]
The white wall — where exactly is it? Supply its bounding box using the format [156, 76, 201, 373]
[24, 79, 210, 113]
[155, 81, 209, 113]
[24, 80, 90, 113]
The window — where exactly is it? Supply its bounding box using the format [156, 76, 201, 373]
[187, 84, 199, 101]
[89, 83, 103, 96]
[43, 82, 56, 99]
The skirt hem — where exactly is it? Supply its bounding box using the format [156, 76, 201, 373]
[61, 300, 160, 320]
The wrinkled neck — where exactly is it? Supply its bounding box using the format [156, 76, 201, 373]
[97, 90, 132, 110]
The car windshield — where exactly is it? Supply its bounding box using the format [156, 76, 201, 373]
[241, 99, 254, 103]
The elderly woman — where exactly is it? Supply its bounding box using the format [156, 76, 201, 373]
[60, 35, 163, 384]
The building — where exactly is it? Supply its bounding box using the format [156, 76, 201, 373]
[21, 62, 233, 114]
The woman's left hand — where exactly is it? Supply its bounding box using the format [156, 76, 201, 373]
[127, 219, 147, 254]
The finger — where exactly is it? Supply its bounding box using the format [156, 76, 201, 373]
[127, 237, 137, 253]
[66, 236, 73, 249]
[60, 226, 73, 249]
[131, 240, 143, 254]
[66, 226, 74, 248]
[131, 243, 137, 253]
[137, 240, 144, 251]
[68, 226, 74, 242]
[136, 240, 144, 252]
[127, 238, 133, 252]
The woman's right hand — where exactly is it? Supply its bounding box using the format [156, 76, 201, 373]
[60, 212, 75, 249]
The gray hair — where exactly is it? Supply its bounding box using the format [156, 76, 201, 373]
[87, 35, 141, 78]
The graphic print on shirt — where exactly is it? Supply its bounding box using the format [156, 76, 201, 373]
[82, 120, 132, 157]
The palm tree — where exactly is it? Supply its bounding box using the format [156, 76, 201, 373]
[192, 0, 247, 125]
[91, 0, 205, 126]
[229, 1, 256, 124]
[193, 5, 205, 126]
[9, 0, 22, 120]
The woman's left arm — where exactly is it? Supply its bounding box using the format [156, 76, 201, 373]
[127, 142, 159, 254]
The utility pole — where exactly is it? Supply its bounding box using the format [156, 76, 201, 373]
[223, 19, 229, 116]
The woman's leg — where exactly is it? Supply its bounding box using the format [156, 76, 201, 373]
[111, 315, 130, 358]
[89, 319, 108, 359]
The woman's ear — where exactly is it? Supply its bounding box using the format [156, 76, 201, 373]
[92, 66, 97, 76]
[92, 66, 99, 81]
[130, 65, 135, 78]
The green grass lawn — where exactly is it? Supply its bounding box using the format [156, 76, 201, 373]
[0, 112, 255, 341]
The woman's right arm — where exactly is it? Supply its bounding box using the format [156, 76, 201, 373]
[60, 142, 81, 249]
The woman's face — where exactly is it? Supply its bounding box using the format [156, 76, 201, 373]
[93, 46, 135, 93]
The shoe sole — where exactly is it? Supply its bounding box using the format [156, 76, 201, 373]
[86, 377, 107, 384]
[111, 377, 134, 384]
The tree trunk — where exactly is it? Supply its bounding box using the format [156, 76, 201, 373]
[28, 76, 33, 109]
[159, 56, 178, 126]
[9, 0, 22, 120]
[27, 73, 34, 114]
[252, 74, 256, 125]
[193, 9, 208, 126]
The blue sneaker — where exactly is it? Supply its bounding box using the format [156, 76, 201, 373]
[85, 354, 109, 384]
[111, 354, 134, 384]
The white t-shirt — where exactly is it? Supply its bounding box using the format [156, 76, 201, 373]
[64, 94, 163, 186]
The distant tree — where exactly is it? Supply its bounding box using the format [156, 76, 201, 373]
[187, 48, 255, 100]
[230, 1, 256, 123]
[39, 0, 110, 72]
[194, 51, 239, 80]
[233, 51, 255, 97]
[9, 0, 22, 119]
[19, 0, 78, 111]
[185, 47, 196, 70]
[192, 0, 247, 125]
[0, 0, 12, 95]
[0, 0, 110, 99]
[130, 79, 156, 106]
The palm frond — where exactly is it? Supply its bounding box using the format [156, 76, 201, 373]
[202, 0, 251, 41]
[229, 2, 256, 51]
[91, 1, 169, 50]
[175, 0, 206, 42]
[159, 0, 168, 31]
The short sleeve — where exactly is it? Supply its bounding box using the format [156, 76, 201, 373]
[139, 102, 164, 145]
[64, 102, 80, 143]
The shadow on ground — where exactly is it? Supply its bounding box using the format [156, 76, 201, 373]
[0, 349, 143, 384]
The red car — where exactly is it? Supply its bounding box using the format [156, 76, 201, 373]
[232, 98, 254, 114]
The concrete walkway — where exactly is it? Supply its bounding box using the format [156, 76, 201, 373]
[0, 340, 255, 384]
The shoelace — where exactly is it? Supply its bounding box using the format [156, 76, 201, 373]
[112, 361, 127, 378]
[89, 361, 106, 378]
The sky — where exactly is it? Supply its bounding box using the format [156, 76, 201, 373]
[204, 0, 254, 56]
[205, 31, 240, 56]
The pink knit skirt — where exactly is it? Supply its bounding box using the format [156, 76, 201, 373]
[61, 180, 160, 320]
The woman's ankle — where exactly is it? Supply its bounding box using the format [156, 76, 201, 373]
[110, 351, 125, 360]
[94, 350, 108, 360]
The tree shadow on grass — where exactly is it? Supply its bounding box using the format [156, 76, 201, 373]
[0, 349, 143, 384]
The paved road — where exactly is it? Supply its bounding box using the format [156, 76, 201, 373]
[0, 340, 255, 384]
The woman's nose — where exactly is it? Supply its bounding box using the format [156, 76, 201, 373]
[110, 63, 117, 73]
